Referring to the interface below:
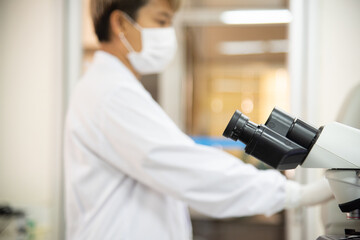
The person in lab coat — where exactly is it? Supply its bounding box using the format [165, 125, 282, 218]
[64, 0, 333, 239]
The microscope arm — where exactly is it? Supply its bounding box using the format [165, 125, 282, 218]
[302, 122, 360, 169]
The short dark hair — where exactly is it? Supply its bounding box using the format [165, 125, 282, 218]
[90, 0, 181, 42]
[90, 0, 148, 42]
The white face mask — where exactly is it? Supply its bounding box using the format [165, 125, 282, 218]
[119, 14, 178, 75]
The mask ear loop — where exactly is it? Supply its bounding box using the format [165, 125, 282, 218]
[122, 12, 142, 32]
[119, 12, 143, 53]
[119, 32, 135, 53]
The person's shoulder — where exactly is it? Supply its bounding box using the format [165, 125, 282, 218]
[76, 62, 139, 95]
[104, 80, 153, 107]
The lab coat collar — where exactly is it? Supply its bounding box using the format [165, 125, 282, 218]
[93, 50, 137, 80]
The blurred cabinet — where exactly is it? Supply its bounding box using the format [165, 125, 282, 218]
[185, 25, 290, 137]
[190, 62, 289, 137]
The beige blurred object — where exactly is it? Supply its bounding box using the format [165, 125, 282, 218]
[82, 0, 99, 50]
[82, 0, 99, 73]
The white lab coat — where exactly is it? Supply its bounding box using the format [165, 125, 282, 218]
[64, 51, 292, 240]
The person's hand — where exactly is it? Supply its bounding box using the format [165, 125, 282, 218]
[285, 177, 334, 209]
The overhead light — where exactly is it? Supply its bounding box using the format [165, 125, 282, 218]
[220, 9, 292, 25]
[218, 40, 288, 55]
[219, 40, 264, 55]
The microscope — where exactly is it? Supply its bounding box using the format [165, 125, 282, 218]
[223, 108, 360, 240]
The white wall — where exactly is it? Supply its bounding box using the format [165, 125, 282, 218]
[0, 1, 64, 239]
[318, 0, 360, 124]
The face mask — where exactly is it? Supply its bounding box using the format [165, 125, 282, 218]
[119, 14, 178, 75]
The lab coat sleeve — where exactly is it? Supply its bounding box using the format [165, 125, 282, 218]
[100, 85, 287, 218]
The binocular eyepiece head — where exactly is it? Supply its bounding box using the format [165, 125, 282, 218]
[223, 108, 320, 170]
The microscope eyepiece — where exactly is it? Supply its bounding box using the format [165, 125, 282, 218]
[223, 110, 243, 141]
[223, 109, 316, 170]
[265, 108, 320, 149]
[264, 108, 294, 136]
[287, 119, 319, 149]
[223, 110, 257, 144]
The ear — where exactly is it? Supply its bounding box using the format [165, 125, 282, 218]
[108, 10, 127, 40]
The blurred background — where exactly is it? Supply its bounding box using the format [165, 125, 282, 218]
[0, 0, 359, 239]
